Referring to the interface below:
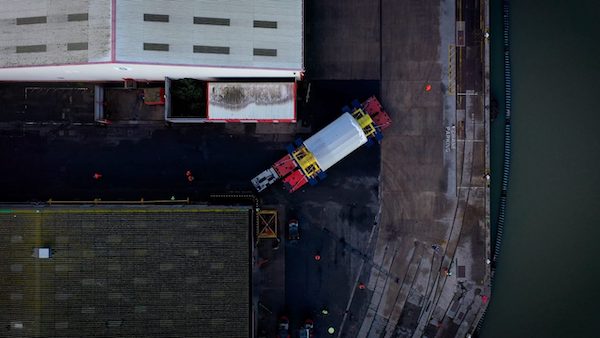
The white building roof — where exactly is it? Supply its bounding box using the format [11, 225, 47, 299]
[116, 0, 303, 70]
[303, 113, 367, 171]
[0, 0, 303, 81]
[0, 0, 112, 68]
[207, 82, 296, 122]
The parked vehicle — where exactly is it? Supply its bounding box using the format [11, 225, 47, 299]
[288, 219, 300, 240]
[299, 319, 314, 338]
[277, 316, 290, 338]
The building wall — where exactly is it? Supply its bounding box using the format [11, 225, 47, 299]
[0, 63, 299, 82]
[0, 0, 111, 67]
[115, 0, 302, 70]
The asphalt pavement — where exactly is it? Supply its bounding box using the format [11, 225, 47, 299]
[0, 0, 490, 336]
[0, 78, 383, 338]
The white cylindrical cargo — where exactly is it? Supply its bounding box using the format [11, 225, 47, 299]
[303, 113, 367, 171]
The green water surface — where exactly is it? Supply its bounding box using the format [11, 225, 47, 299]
[482, 0, 600, 337]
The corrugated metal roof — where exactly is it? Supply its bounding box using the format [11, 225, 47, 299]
[0, 0, 112, 67]
[116, 0, 302, 70]
[208, 82, 296, 121]
[0, 205, 251, 337]
[304, 113, 368, 171]
[0, 0, 302, 78]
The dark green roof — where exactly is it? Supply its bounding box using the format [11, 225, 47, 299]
[0, 205, 251, 337]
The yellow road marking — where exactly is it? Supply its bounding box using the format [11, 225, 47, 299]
[448, 44, 456, 95]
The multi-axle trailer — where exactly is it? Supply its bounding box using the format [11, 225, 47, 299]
[252, 96, 391, 193]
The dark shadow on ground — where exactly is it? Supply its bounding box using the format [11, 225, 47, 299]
[259, 80, 381, 336]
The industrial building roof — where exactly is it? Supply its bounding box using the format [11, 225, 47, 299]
[207, 82, 296, 122]
[116, 0, 303, 70]
[0, 205, 251, 338]
[0, 0, 303, 81]
[303, 113, 368, 171]
[0, 0, 112, 67]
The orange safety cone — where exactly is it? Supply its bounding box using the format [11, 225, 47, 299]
[93, 173, 102, 180]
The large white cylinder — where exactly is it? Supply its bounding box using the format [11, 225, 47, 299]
[303, 113, 367, 171]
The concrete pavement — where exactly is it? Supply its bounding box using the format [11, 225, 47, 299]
[304, 0, 491, 337]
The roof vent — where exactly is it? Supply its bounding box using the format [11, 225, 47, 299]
[33, 247, 52, 259]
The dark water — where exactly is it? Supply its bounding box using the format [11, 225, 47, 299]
[482, 0, 600, 337]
